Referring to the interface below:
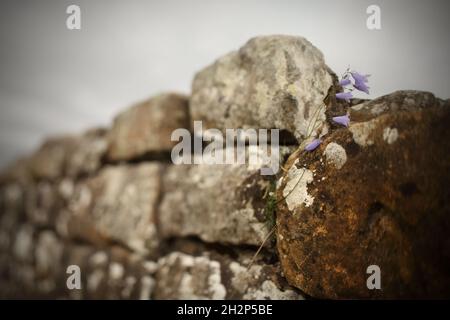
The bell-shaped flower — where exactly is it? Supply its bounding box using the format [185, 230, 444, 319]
[354, 80, 370, 94]
[339, 78, 351, 86]
[336, 92, 353, 102]
[351, 72, 370, 84]
[332, 114, 350, 127]
[305, 138, 322, 151]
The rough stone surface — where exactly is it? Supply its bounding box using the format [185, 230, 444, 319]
[160, 163, 270, 246]
[276, 91, 450, 299]
[4, 129, 107, 182]
[65, 128, 108, 178]
[1, 36, 449, 300]
[0, 158, 32, 186]
[107, 93, 190, 161]
[323, 142, 347, 169]
[154, 251, 303, 300]
[154, 251, 227, 299]
[0, 228, 156, 299]
[349, 90, 445, 121]
[27, 136, 77, 180]
[159, 146, 293, 247]
[22, 181, 62, 227]
[66, 245, 157, 300]
[63, 163, 163, 256]
[191, 35, 334, 141]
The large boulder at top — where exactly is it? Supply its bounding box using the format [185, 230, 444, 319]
[276, 91, 450, 299]
[107, 93, 190, 161]
[191, 35, 334, 141]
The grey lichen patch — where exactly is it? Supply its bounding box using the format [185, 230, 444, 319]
[13, 225, 34, 262]
[282, 160, 314, 210]
[139, 275, 155, 300]
[383, 127, 399, 144]
[228, 260, 303, 299]
[243, 280, 303, 300]
[87, 269, 102, 291]
[35, 231, 63, 276]
[229, 261, 262, 294]
[370, 103, 388, 116]
[155, 252, 227, 300]
[87, 269, 105, 292]
[89, 251, 108, 267]
[109, 262, 125, 281]
[324, 142, 347, 169]
[121, 276, 137, 298]
[69, 163, 162, 256]
[349, 119, 378, 146]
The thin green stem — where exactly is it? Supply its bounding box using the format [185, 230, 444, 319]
[247, 226, 275, 269]
[251, 100, 329, 266]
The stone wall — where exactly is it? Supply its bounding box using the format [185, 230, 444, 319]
[0, 35, 449, 299]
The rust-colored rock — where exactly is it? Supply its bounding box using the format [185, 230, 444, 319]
[276, 91, 450, 299]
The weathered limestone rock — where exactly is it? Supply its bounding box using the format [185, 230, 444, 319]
[0, 224, 38, 298]
[107, 93, 190, 161]
[1, 34, 449, 301]
[0, 225, 157, 299]
[0, 182, 25, 230]
[0, 226, 67, 298]
[24, 181, 62, 227]
[158, 146, 293, 247]
[64, 245, 157, 300]
[154, 251, 303, 300]
[28, 136, 77, 180]
[276, 91, 450, 299]
[0, 158, 32, 186]
[159, 163, 270, 246]
[62, 163, 163, 256]
[154, 251, 226, 299]
[65, 128, 108, 178]
[191, 35, 334, 141]
[12, 128, 107, 182]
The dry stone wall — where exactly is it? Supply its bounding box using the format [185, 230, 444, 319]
[0, 36, 449, 299]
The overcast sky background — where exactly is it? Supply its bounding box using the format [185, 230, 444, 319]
[0, 0, 449, 168]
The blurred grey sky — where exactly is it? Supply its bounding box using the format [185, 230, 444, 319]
[0, 0, 449, 168]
